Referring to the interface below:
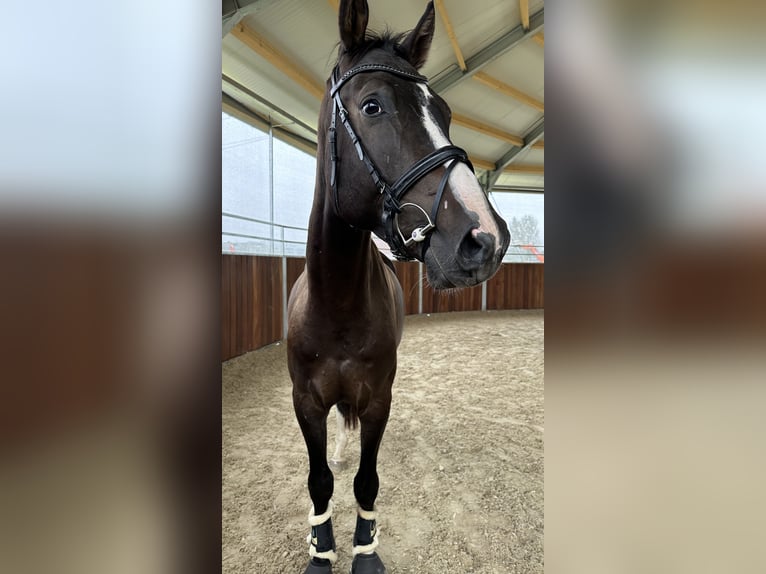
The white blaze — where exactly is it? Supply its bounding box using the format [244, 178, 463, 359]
[416, 84, 500, 239]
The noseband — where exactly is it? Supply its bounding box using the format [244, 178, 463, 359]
[328, 63, 474, 261]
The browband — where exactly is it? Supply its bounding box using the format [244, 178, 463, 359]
[331, 63, 427, 97]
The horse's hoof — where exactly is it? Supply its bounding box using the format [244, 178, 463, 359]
[328, 458, 347, 471]
[303, 557, 333, 573]
[350, 552, 386, 574]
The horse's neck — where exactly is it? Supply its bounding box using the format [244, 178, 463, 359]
[305, 187, 381, 309]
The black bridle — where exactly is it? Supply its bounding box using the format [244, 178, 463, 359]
[328, 63, 474, 261]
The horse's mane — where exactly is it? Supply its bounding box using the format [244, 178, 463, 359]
[336, 29, 409, 65]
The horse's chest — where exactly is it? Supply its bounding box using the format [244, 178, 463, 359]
[299, 327, 397, 382]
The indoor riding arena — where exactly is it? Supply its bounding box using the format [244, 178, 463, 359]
[223, 264, 543, 573]
[222, 1, 544, 572]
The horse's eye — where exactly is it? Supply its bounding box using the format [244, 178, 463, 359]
[361, 99, 382, 116]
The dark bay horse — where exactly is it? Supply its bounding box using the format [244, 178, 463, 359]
[287, 1, 510, 572]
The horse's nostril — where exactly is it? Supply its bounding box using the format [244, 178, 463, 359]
[458, 228, 495, 266]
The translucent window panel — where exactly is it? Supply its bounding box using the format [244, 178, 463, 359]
[222, 112, 272, 253]
[489, 191, 545, 263]
[271, 137, 315, 256]
[222, 112, 315, 256]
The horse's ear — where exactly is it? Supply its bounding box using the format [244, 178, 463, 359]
[400, 1, 436, 69]
[339, 0, 369, 52]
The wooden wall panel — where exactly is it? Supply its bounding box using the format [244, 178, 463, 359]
[531, 263, 545, 308]
[222, 254, 544, 360]
[256, 256, 283, 348]
[393, 261, 420, 315]
[221, 255, 233, 361]
[221, 254, 231, 362]
[221, 255, 282, 361]
[422, 270, 483, 313]
[486, 263, 544, 310]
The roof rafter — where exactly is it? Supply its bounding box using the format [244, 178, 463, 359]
[230, 21, 324, 100]
[434, 0, 467, 71]
[228, 19, 533, 148]
[470, 157, 543, 175]
[470, 157, 494, 172]
[452, 113, 523, 147]
[505, 164, 544, 174]
[226, 4, 543, 187]
[472, 71, 543, 112]
[222, 0, 264, 37]
[520, 0, 530, 30]
[431, 8, 543, 93]
[223, 73, 318, 137]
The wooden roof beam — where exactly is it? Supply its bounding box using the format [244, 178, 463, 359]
[470, 157, 543, 174]
[452, 113, 524, 147]
[505, 164, 544, 174]
[520, 0, 530, 30]
[435, 0, 467, 71]
[469, 157, 495, 172]
[431, 8, 543, 93]
[230, 21, 325, 101]
[223, 74, 318, 136]
[473, 72, 544, 113]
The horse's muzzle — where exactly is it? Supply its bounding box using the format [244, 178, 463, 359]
[454, 228, 505, 284]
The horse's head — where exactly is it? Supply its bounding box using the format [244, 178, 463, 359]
[322, 0, 510, 288]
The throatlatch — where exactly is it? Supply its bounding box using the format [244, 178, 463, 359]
[304, 501, 337, 574]
[328, 64, 474, 261]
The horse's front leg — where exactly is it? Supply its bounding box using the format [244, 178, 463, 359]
[351, 389, 391, 574]
[293, 389, 337, 574]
